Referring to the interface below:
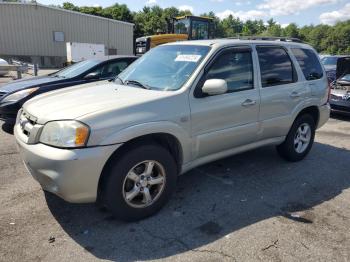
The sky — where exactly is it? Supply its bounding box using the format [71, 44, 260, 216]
[39, 0, 350, 26]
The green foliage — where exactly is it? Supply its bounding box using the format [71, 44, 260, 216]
[283, 23, 300, 38]
[221, 15, 243, 37]
[242, 20, 266, 36]
[200, 11, 225, 38]
[59, 2, 350, 54]
[102, 3, 134, 22]
[260, 19, 282, 37]
[62, 2, 78, 11]
[61, 2, 133, 22]
[323, 21, 350, 54]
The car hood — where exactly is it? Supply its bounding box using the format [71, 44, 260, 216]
[23, 81, 173, 124]
[337, 76, 350, 85]
[0, 75, 62, 93]
[324, 65, 336, 72]
[336, 56, 350, 79]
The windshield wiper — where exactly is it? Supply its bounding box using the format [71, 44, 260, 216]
[114, 76, 124, 85]
[125, 80, 151, 90]
[53, 75, 65, 78]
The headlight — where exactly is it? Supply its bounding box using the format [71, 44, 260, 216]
[40, 121, 90, 148]
[1, 87, 39, 103]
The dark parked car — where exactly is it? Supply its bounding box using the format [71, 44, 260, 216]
[330, 56, 350, 115]
[321, 55, 347, 83]
[0, 56, 137, 124]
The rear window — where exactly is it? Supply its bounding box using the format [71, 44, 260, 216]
[291, 48, 323, 80]
[256, 46, 296, 87]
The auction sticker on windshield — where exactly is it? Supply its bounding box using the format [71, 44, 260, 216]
[175, 54, 202, 62]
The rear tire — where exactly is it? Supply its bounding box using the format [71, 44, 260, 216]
[102, 143, 177, 221]
[276, 114, 315, 162]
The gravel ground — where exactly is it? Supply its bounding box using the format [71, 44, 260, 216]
[0, 115, 350, 262]
[0, 69, 58, 87]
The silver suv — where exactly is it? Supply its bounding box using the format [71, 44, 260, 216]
[15, 39, 330, 221]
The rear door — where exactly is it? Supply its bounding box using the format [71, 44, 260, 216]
[290, 47, 327, 102]
[256, 45, 308, 140]
[189, 46, 260, 159]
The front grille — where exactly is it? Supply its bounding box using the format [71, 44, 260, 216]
[135, 44, 146, 54]
[18, 110, 42, 144]
[135, 38, 149, 55]
[19, 111, 35, 138]
[135, 40, 147, 48]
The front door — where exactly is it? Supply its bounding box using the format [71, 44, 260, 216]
[189, 46, 260, 159]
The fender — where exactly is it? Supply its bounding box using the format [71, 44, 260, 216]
[257, 97, 322, 141]
[97, 121, 193, 164]
[290, 97, 321, 123]
[276, 98, 320, 135]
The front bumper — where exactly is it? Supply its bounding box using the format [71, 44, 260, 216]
[0, 101, 20, 123]
[15, 124, 122, 203]
[330, 99, 350, 115]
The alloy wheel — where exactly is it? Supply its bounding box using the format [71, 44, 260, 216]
[122, 160, 166, 208]
[294, 123, 312, 153]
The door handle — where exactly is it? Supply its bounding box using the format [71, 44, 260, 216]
[241, 99, 256, 107]
[290, 91, 301, 98]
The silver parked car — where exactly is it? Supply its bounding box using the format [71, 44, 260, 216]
[15, 39, 330, 221]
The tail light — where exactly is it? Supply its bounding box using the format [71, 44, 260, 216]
[327, 79, 333, 102]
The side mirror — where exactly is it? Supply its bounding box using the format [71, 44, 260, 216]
[202, 79, 228, 96]
[84, 72, 100, 80]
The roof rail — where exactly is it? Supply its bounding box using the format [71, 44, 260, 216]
[227, 36, 303, 43]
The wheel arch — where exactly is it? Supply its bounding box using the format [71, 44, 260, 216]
[97, 132, 185, 203]
[294, 105, 320, 127]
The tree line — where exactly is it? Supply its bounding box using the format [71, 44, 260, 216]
[61, 2, 350, 55]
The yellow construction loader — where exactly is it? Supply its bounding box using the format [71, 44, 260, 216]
[135, 15, 213, 55]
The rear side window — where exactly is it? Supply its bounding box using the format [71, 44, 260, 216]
[291, 48, 323, 80]
[256, 46, 296, 87]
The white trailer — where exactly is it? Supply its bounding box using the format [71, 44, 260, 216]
[66, 42, 105, 63]
[0, 58, 9, 76]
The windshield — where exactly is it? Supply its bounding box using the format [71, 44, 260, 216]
[117, 45, 211, 91]
[52, 60, 100, 78]
[321, 56, 339, 66]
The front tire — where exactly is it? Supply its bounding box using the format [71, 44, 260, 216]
[276, 114, 316, 162]
[102, 143, 177, 221]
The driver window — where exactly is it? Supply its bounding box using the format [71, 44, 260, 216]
[88, 61, 129, 79]
[206, 50, 254, 93]
[100, 61, 129, 78]
[87, 66, 103, 78]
